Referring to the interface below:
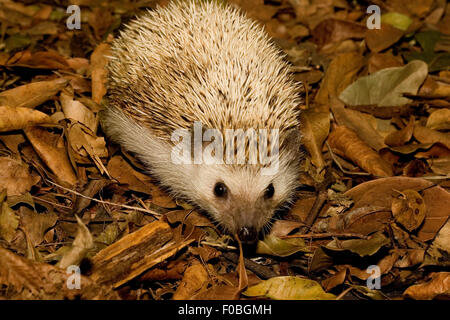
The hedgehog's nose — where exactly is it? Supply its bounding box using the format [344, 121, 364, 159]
[238, 226, 258, 244]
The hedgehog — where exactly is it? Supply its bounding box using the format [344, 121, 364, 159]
[101, 0, 303, 243]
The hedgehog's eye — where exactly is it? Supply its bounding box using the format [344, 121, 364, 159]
[264, 183, 274, 199]
[214, 182, 228, 198]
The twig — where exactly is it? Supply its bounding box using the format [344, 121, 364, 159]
[44, 179, 162, 217]
[32, 196, 72, 209]
[299, 190, 327, 234]
[336, 286, 353, 300]
[222, 251, 277, 280]
[280, 232, 368, 240]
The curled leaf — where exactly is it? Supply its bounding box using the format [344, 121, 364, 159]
[328, 126, 393, 176]
[243, 276, 335, 300]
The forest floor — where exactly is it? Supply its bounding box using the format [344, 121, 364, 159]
[0, 0, 449, 300]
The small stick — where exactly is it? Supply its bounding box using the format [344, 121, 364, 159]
[44, 179, 162, 217]
[32, 196, 72, 209]
[336, 286, 353, 300]
[299, 190, 327, 234]
[280, 232, 368, 240]
[222, 251, 277, 280]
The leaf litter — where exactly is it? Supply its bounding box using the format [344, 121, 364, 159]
[0, 0, 449, 301]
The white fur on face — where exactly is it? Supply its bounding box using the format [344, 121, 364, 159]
[185, 157, 300, 234]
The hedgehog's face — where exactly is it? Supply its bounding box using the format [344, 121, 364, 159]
[192, 162, 299, 244]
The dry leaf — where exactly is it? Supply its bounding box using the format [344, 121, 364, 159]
[24, 126, 77, 186]
[414, 125, 450, 150]
[256, 234, 310, 257]
[384, 117, 414, 147]
[344, 177, 450, 241]
[243, 276, 336, 300]
[365, 23, 404, 53]
[312, 19, 365, 47]
[368, 52, 404, 73]
[0, 78, 68, 109]
[0, 106, 53, 132]
[90, 43, 110, 104]
[426, 109, 450, 131]
[4, 50, 70, 69]
[300, 110, 330, 169]
[18, 206, 57, 247]
[0, 247, 119, 299]
[0, 190, 19, 242]
[404, 272, 450, 300]
[0, 157, 40, 196]
[331, 98, 387, 151]
[60, 92, 97, 132]
[315, 52, 364, 106]
[339, 60, 428, 107]
[58, 215, 94, 269]
[423, 218, 450, 267]
[328, 125, 393, 176]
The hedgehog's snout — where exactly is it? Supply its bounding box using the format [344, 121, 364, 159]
[237, 226, 258, 244]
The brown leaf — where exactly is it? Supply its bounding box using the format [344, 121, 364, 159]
[4, 50, 70, 69]
[60, 92, 97, 132]
[270, 220, 304, 238]
[365, 23, 404, 53]
[18, 206, 57, 247]
[300, 110, 330, 169]
[58, 215, 94, 269]
[344, 177, 450, 241]
[140, 260, 188, 282]
[393, 249, 424, 268]
[331, 98, 387, 151]
[90, 42, 111, 104]
[0, 190, 19, 242]
[0, 78, 68, 109]
[172, 262, 211, 300]
[404, 272, 450, 300]
[107, 155, 152, 194]
[24, 126, 77, 186]
[66, 123, 108, 171]
[384, 117, 414, 147]
[0, 247, 119, 299]
[315, 52, 364, 106]
[0, 157, 40, 196]
[189, 245, 221, 262]
[414, 125, 450, 150]
[426, 109, 450, 131]
[0, 106, 53, 132]
[322, 269, 347, 291]
[88, 7, 114, 40]
[107, 155, 176, 208]
[423, 218, 450, 267]
[368, 52, 404, 73]
[312, 19, 365, 47]
[328, 126, 393, 176]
